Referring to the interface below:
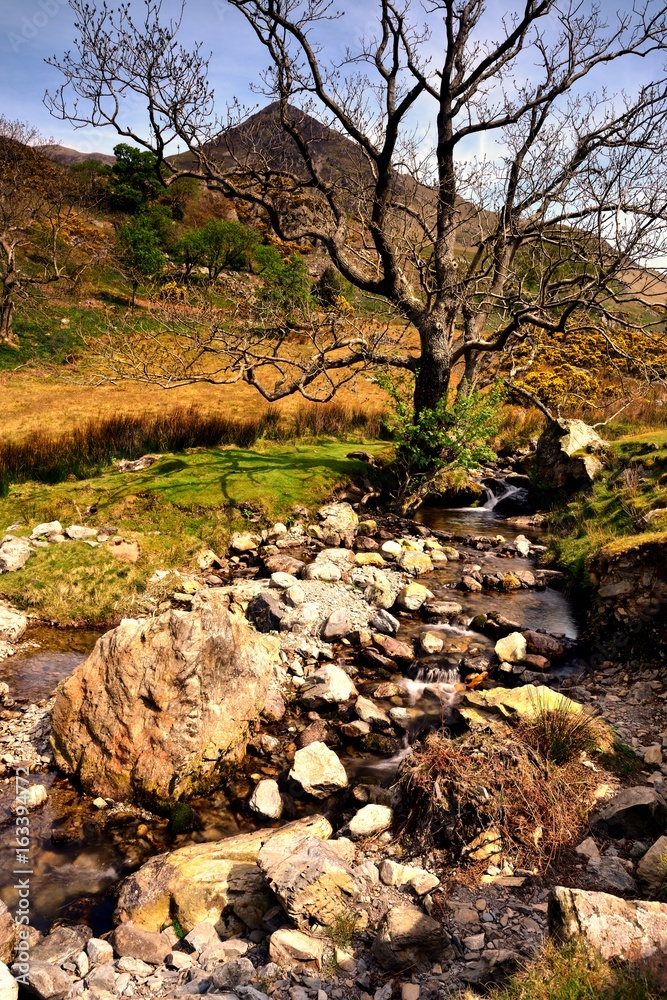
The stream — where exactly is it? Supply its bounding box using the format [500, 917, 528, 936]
[0, 480, 578, 933]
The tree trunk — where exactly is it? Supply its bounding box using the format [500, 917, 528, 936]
[413, 314, 452, 417]
[0, 293, 15, 346]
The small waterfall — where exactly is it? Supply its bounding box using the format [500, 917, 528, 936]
[480, 477, 527, 511]
[401, 664, 463, 707]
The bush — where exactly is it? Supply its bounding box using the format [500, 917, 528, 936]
[255, 245, 312, 310]
[517, 697, 602, 765]
[314, 265, 344, 307]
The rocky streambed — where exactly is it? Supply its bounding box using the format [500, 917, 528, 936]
[0, 489, 666, 1000]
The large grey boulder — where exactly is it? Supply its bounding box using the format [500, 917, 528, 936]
[0, 536, 31, 573]
[549, 886, 667, 987]
[0, 604, 27, 644]
[317, 502, 359, 535]
[535, 418, 606, 490]
[51, 590, 279, 803]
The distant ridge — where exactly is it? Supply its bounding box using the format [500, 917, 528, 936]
[37, 144, 115, 167]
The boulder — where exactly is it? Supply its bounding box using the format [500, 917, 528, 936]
[535, 418, 606, 490]
[31, 923, 92, 965]
[317, 502, 359, 535]
[422, 600, 463, 621]
[269, 572, 298, 590]
[591, 786, 667, 838]
[210, 956, 255, 990]
[0, 536, 32, 573]
[111, 924, 170, 965]
[586, 856, 637, 893]
[372, 904, 449, 970]
[494, 632, 526, 664]
[11, 960, 71, 1000]
[249, 779, 283, 820]
[320, 609, 353, 642]
[369, 610, 400, 635]
[0, 962, 17, 1000]
[395, 583, 432, 612]
[638, 836, 667, 892]
[30, 521, 62, 540]
[269, 928, 327, 970]
[397, 551, 433, 576]
[65, 525, 98, 540]
[0, 901, 15, 964]
[549, 886, 667, 987]
[230, 531, 261, 552]
[86, 938, 113, 965]
[246, 592, 285, 632]
[51, 590, 279, 803]
[372, 635, 414, 665]
[314, 547, 354, 568]
[264, 554, 305, 576]
[420, 632, 444, 654]
[303, 561, 342, 582]
[523, 631, 566, 661]
[0, 604, 27, 644]
[349, 804, 393, 840]
[299, 664, 357, 707]
[258, 833, 361, 929]
[289, 742, 348, 798]
[115, 815, 332, 932]
[355, 696, 392, 730]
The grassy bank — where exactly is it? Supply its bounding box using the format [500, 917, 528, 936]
[0, 441, 386, 625]
[549, 428, 667, 587]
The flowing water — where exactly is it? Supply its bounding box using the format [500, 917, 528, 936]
[0, 479, 579, 929]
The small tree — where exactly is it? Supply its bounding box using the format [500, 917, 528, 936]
[116, 217, 165, 307]
[314, 266, 344, 309]
[110, 143, 163, 214]
[255, 245, 312, 311]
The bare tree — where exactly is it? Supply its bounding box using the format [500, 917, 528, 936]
[46, 1, 667, 414]
[0, 117, 104, 345]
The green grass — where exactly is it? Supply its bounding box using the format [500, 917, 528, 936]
[477, 942, 665, 1000]
[0, 441, 386, 625]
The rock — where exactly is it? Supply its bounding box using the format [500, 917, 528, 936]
[32, 923, 92, 964]
[320, 609, 353, 642]
[378, 860, 439, 895]
[461, 575, 483, 592]
[30, 521, 62, 539]
[12, 783, 48, 812]
[396, 584, 433, 612]
[51, 590, 278, 803]
[354, 552, 385, 567]
[111, 923, 171, 964]
[591, 786, 667, 838]
[340, 720, 371, 739]
[522, 631, 566, 661]
[315, 547, 354, 568]
[419, 632, 444, 654]
[249, 780, 283, 820]
[210, 956, 255, 990]
[230, 532, 261, 552]
[369, 610, 400, 635]
[269, 929, 327, 970]
[86, 938, 113, 965]
[381, 540, 403, 560]
[0, 536, 32, 573]
[372, 635, 414, 664]
[549, 886, 667, 987]
[270, 572, 298, 590]
[258, 833, 360, 929]
[515, 534, 531, 557]
[183, 920, 219, 953]
[422, 600, 463, 621]
[0, 902, 15, 964]
[355, 696, 392, 729]
[575, 837, 600, 860]
[264, 554, 305, 576]
[289, 742, 348, 798]
[397, 551, 433, 576]
[11, 960, 71, 999]
[297, 719, 335, 748]
[0, 604, 27, 643]
[318, 502, 359, 535]
[645, 745, 664, 766]
[247, 592, 285, 633]
[638, 836, 667, 892]
[117, 453, 160, 472]
[107, 537, 141, 562]
[349, 804, 393, 839]
[587, 856, 637, 893]
[401, 986, 420, 1000]
[494, 632, 526, 663]
[303, 561, 342, 582]
[299, 664, 357, 707]
[372, 905, 449, 970]
[0, 962, 17, 1000]
[262, 690, 286, 722]
[285, 584, 306, 607]
[85, 963, 116, 991]
[536, 418, 606, 490]
[65, 525, 98, 540]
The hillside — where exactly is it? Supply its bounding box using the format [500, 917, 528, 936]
[37, 144, 115, 166]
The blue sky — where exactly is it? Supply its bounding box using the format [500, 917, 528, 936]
[0, 0, 664, 157]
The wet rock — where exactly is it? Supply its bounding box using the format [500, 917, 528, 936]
[421, 600, 463, 621]
[262, 689, 286, 722]
[494, 632, 526, 663]
[361, 733, 401, 755]
[0, 604, 27, 643]
[0, 901, 15, 964]
[116, 816, 331, 933]
[591, 786, 667, 838]
[12, 960, 71, 1000]
[86, 938, 113, 965]
[395, 583, 433, 612]
[210, 956, 255, 990]
[340, 720, 371, 739]
[269, 928, 327, 970]
[320, 609, 353, 642]
[318, 502, 359, 535]
[299, 664, 358, 707]
[349, 804, 393, 839]
[374, 681, 403, 698]
[289, 742, 348, 798]
[397, 551, 433, 576]
[249, 779, 283, 820]
[0, 536, 32, 573]
[549, 886, 667, 987]
[461, 575, 483, 592]
[12, 783, 48, 812]
[31, 923, 92, 965]
[258, 833, 360, 929]
[355, 696, 392, 730]
[369, 610, 400, 635]
[536, 418, 606, 490]
[0, 962, 17, 1000]
[247, 592, 285, 633]
[587, 856, 637, 893]
[419, 632, 444, 654]
[111, 923, 171, 964]
[523, 631, 566, 661]
[372, 635, 414, 665]
[637, 836, 667, 892]
[372, 904, 449, 970]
